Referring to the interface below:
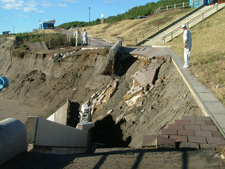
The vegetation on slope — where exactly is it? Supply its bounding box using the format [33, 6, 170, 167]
[57, 0, 189, 29]
[166, 8, 225, 105]
[77, 8, 193, 45]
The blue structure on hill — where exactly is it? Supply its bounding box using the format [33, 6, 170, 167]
[41, 20, 55, 29]
[190, 0, 220, 6]
[2, 31, 10, 35]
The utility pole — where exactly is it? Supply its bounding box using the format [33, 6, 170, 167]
[89, 7, 91, 26]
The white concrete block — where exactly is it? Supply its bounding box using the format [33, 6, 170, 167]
[35, 117, 87, 148]
[76, 122, 95, 131]
[47, 102, 67, 125]
[81, 104, 90, 113]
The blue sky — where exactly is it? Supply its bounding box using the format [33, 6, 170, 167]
[0, 0, 158, 34]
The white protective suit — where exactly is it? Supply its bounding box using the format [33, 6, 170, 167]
[83, 30, 88, 46]
[74, 30, 82, 46]
[183, 28, 192, 68]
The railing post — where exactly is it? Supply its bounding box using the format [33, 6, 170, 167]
[183, 2, 185, 8]
[174, 4, 176, 9]
[192, 0, 194, 8]
[167, 5, 168, 11]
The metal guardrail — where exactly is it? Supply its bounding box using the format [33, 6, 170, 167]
[133, 10, 191, 45]
[154, 1, 203, 14]
[134, 5, 206, 45]
[132, 1, 204, 45]
[162, 4, 219, 43]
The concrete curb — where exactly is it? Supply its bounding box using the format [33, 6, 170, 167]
[167, 48, 225, 139]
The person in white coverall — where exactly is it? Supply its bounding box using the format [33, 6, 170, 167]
[83, 28, 88, 46]
[182, 24, 192, 68]
[74, 28, 82, 47]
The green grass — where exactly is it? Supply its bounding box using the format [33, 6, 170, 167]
[166, 8, 225, 105]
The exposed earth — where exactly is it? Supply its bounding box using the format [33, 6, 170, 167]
[0, 37, 224, 168]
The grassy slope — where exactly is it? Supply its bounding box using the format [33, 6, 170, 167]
[166, 7, 225, 105]
[75, 9, 193, 45]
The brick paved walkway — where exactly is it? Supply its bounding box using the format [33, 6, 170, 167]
[142, 116, 225, 150]
[120, 46, 171, 58]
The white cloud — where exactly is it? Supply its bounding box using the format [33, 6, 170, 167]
[0, 0, 73, 13]
[57, 3, 67, 7]
[19, 14, 29, 17]
[40, 0, 52, 7]
[1, 0, 25, 10]
[0, 0, 43, 13]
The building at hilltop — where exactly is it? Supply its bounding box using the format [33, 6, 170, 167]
[40, 20, 55, 29]
[2, 31, 10, 35]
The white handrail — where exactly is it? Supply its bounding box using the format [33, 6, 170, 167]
[154, 0, 203, 14]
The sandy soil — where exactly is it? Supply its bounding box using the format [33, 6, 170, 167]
[1, 148, 225, 169]
[0, 38, 224, 168]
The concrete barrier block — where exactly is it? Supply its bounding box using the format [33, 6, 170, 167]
[0, 118, 27, 166]
[76, 122, 95, 131]
[34, 117, 87, 148]
[47, 102, 67, 125]
[25, 116, 38, 144]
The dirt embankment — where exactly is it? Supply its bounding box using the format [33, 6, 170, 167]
[0, 38, 203, 149]
[0, 39, 111, 123]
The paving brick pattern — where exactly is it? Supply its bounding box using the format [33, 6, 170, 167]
[120, 47, 171, 59]
[142, 116, 225, 150]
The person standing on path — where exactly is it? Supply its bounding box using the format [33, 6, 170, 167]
[83, 28, 88, 46]
[182, 24, 192, 68]
[74, 28, 82, 46]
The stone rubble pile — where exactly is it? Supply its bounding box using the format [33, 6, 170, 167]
[84, 79, 119, 116]
[124, 58, 164, 107]
[52, 51, 77, 61]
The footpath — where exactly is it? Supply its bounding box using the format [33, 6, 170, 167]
[120, 45, 225, 149]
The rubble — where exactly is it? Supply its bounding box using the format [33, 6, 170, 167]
[52, 51, 77, 61]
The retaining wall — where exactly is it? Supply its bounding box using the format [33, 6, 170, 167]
[47, 102, 67, 125]
[26, 116, 89, 154]
[108, 39, 122, 66]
